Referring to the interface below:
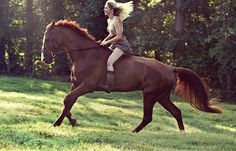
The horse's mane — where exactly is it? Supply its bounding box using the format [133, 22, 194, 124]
[47, 19, 99, 44]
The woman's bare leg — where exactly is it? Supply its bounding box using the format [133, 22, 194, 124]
[107, 48, 124, 71]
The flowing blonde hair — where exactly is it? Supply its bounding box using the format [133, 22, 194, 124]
[106, 0, 134, 21]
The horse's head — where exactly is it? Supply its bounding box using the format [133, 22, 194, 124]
[41, 21, 61, 64]
[41, 19, 103, 64]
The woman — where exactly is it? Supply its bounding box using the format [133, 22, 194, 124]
[100, 0, 134, 92]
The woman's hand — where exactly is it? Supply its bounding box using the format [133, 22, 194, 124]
[100, 40, 108, 46]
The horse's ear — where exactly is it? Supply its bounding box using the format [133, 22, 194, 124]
[51, 20, 55, 29]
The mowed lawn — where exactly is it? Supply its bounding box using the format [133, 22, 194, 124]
[0, 76, 235, 151]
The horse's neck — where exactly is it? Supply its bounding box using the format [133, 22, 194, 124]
[67, 46, 111, 70]
[58, 27, 111, 66]
[58, 27, 93, 51]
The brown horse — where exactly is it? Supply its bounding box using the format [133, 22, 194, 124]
[41, 20, 222, 133]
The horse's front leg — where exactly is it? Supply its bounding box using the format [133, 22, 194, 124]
[53, 83, 90, 127]
[66, 112, 77, 127]
[65, 83, 79, 127]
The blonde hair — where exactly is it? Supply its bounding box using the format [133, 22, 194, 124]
[106, 0, 134, 21]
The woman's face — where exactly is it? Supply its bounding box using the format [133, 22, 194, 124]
[104, 4, 113, 16]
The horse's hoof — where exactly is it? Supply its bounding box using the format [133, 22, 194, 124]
[70, 119, 77, 127]
[53, 120, 62, 127]
[179, 130, 186, 134]
[53, 123, 59, 127]
[132, 128, 139, 133]
[132, 130, 138, 133]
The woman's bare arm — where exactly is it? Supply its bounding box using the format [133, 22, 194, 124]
[100, 17, 123, 46]
[105, 17, 123, 44]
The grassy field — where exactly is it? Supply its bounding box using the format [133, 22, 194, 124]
[0, 76, 235, 151]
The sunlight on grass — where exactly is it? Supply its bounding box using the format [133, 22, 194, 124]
[87, 101, 141, 118]
[41, 82, 53, 89]
[183, 125, 204, 133]
[0, 76, 235, 151]
[84, 144, 123, 151]
[24, 122, 116, 137]
[54, 90, 67, 96]
[215, 124, 236, 132]
[0, 91, 64, 103]
[0, 100, 38, 111]
[29, 122, 79, 137]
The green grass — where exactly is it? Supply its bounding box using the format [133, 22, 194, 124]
[0, 75, 235, 151]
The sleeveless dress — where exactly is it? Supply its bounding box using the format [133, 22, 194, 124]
[107, 18, 133, 55]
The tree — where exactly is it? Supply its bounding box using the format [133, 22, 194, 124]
[25, 0, 34, 74]
[0, 0, 8, 73]
[77, 0, 107, 39]
[207, 0, 236, 102]
[128, 0, 176, 62]
[0, 0, 235, 102]
[50, 0, 71, 76]
[174, 0, 185, 64]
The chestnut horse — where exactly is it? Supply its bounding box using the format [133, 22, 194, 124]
[41, 20, 222, 133]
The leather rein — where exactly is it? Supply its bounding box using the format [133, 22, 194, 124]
[52, 44, 101, 57]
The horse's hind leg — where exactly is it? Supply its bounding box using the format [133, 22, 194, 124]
[133, 93, 156, 133]
[158, 98, 185, 133]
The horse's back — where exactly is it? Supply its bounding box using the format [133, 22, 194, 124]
[114, 55, 174, 92]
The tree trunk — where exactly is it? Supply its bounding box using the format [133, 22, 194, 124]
[7, 39, 18, 74]
[0, 0, 8, 73]
[0, 37, 7, 73]
[222, 72, 236, 103]
[25, 0, 34, 74]
[174, 0, 185, 65]
[175, 0, 185, 33]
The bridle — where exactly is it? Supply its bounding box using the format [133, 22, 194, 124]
[74, 45, 101, 51]
[43, 29, 102, 57]
[51, 44, 101, 57]
[50, 37, 63, 57]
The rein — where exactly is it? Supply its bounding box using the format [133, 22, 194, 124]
[74, 45, 101, 51]
[52, 45, 101, 57]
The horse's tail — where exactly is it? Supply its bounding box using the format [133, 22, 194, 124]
[174, 67, 223, 114]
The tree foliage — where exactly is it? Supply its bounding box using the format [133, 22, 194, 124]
[0, 0, 235, 102]
[206, 0, 236, 101]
